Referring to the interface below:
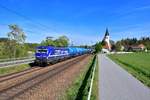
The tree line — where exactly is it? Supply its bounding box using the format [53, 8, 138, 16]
[40, 36, 69, 47]
[0, 24, 28, 59]
[0, 24, 70, 59]
[114, 37, 150, 51]
[93, 37, 150, 53]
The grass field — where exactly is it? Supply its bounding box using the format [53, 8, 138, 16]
[108, 52, 150, 87]
[0, 64, 30, 76]
[91, 56, 99, 100]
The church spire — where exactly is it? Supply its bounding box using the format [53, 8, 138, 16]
[105, 28, 109, 36]
[102, 28, 111, 52]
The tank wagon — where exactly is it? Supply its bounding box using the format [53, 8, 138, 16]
[35, 46, 92, 66]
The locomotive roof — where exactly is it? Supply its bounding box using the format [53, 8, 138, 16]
[36, 46, 54, 49]
[36, 46, 89, 50]
[36, 46, 68, 50]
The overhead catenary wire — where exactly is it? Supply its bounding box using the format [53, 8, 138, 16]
[0, 23, 42, 36]
[0, 3, 58, 34]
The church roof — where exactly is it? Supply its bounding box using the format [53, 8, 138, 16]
[105, 28, 109, 36]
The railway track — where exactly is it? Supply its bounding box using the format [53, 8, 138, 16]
[0, 55, 88, 100]
[0, 67, 42, 83]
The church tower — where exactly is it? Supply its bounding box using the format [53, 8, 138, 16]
[102, 28, 111, 51]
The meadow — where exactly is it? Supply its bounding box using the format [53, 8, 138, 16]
[108, 52, 150, 87]
[0, 64, 30, 76]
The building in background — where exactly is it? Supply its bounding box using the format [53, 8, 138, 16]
[124, 44, 146, 52]
[101, 28, 111, 53]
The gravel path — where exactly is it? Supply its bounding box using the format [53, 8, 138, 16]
[99, 54, 150, 100]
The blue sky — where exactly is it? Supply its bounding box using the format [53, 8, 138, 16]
[0, 0, 150, 45]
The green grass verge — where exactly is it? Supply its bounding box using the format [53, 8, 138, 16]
[0, 64, 30, 76]
[108, 52, 150, 87]
[62, 55, 96, 100]
[91, 56, 98, 100]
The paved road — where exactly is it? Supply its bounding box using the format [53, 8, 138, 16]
[99, 54, 150, 100]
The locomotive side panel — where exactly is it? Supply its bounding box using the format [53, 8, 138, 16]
[34, 46, 92, 66]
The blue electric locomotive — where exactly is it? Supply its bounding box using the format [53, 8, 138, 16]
[35, 46, 91, 66]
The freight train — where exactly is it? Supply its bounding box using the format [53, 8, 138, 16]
[34, 46, 92, 66]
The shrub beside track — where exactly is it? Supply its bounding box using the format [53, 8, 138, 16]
[64, 55, 97, 100]
[90, 56, 98, 100]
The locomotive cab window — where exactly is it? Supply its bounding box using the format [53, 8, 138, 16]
[37, 49, 48, 53]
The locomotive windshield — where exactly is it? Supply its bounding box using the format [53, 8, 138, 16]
[37, 49, 47, 53]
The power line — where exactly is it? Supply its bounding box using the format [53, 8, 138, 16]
[0, 3, 58, 33]
[0, 23, 51, 40]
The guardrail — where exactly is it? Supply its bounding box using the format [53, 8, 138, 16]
[0, 58, 35, 68]
[87, 56, 97, 100]
[75, 55, 96, 100]
[0, 56, 34, 62]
